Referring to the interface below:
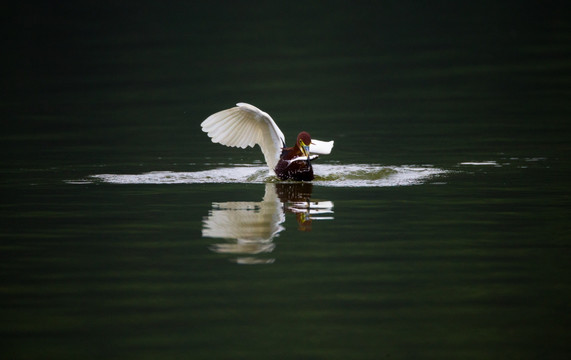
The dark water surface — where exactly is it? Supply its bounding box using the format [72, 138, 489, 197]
[2, 2, 570, 359]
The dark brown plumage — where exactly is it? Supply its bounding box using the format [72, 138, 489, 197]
[274, 132, 314, 181]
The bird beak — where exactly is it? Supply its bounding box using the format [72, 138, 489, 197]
[300, 141, 311, 166]
[300, 140, 310, 158]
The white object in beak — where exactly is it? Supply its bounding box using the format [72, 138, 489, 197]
[310, 139, 334, 155]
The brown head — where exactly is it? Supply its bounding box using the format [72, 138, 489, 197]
[296, 132, 311, 157]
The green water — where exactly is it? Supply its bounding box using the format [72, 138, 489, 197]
[2, 2, 570, 359]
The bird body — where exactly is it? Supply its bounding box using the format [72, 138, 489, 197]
[201, 103, 333, 180]
[274, 131, 314, 181]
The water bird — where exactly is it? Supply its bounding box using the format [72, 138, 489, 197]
[201, 103, 334, 181]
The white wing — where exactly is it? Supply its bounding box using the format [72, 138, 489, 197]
[201, 103, 285, 173]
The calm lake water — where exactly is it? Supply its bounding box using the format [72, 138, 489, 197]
[2, 2, 570, 359]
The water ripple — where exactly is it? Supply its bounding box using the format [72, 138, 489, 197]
[86, 164, 446, 187]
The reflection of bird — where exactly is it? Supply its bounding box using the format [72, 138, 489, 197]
[276, 182, 314, 230]
[202, 183, 334, 264]
[201, 103, 334, 181]
[275, 182, 334, 231]
[275, 182, 313, 203]
[202, 183, 284, 264]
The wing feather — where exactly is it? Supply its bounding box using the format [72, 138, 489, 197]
[231, 113, 258, 148]
[209, 111, 250, 147]
[201, 103, 285, 172]
[229, 117, 249, 147]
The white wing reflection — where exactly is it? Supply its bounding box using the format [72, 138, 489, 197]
[202, 183, 333, 264]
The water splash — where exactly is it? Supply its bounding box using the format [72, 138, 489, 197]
[312, 164, 443, 187]
[459, 161, 500, 166]
[86, 164, 446, 187]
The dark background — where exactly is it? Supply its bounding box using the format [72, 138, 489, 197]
[1, 2, 570, 359]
